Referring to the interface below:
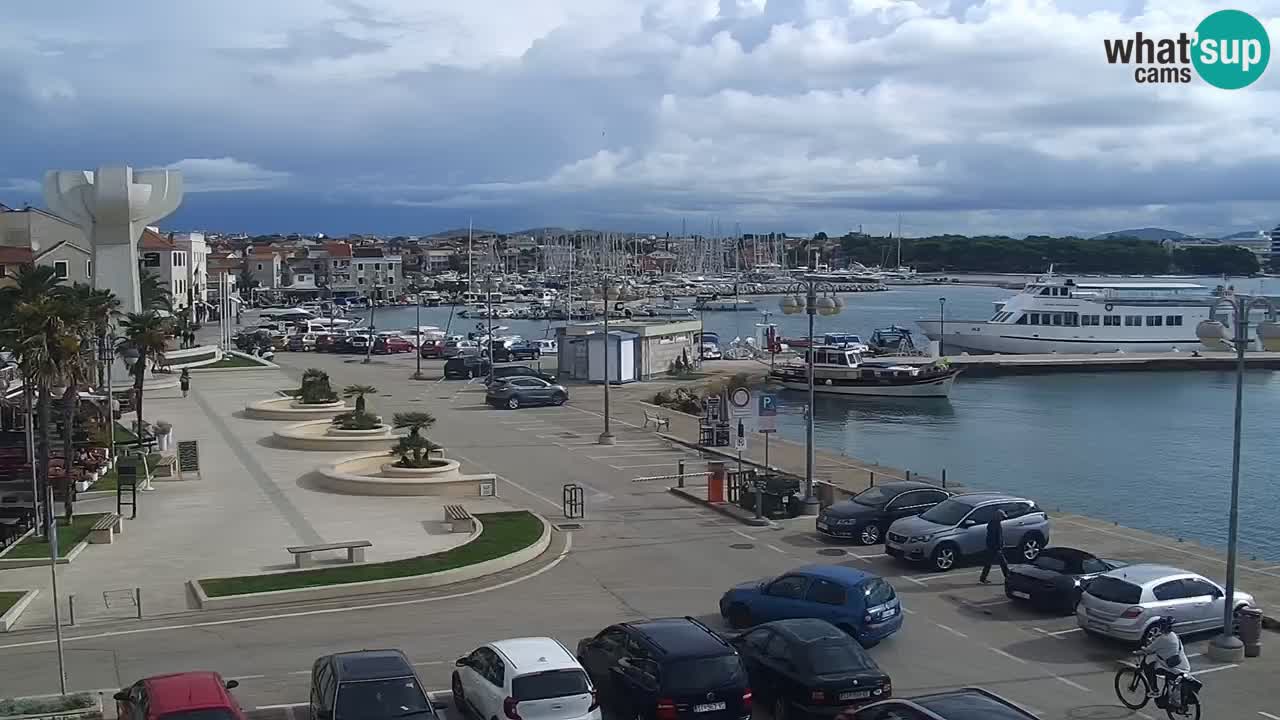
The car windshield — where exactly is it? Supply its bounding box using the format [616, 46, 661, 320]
[335, 677, 431, 720]
[919, 499, 973, 526]
[661, 656, 746, 694]
[1086, 576, 1142, 604]
[805, 640, 875, 674]
[861, 578, 895, 606]
[919, 693, 1035, 720]
[512, 669, 591, 701]
[1032, 553, 1069, 572]
[160, 710, 237, 720]
[851, 486, 894, 508]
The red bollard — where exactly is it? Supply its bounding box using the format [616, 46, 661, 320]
[707, 461, 727, 503]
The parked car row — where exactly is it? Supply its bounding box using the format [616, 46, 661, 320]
[281, 332, 415, 354]
[816, 482, 1257, 645]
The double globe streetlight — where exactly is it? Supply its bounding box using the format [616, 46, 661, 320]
[779, 277, 845, 516]
[592, 279, 638, 445]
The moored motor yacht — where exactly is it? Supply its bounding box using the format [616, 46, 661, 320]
[769, 344, 960, 398]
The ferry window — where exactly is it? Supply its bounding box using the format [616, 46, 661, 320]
[1146, 315, 1163, 326]
[1105, 315, 1121, 326]
[1015, 314, 1027, 325]
[1124, 316, 1141, 326]
[1029, 313, 1040, 325]
[1040, 288, 1051, 296]
[1065, 313, 1079, 326]
[1051, 314, 1062, 326]
[1167, 315, 1183, 326]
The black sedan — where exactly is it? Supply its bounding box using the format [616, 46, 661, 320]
[1003, 546, 1128, 613]
[730, 618, 891, 719]
[816, 481, 951, 545]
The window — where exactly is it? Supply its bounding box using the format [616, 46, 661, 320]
[358, 277, 365, 285]
[805, 641, 874, 675]
[920, 499, 971, 526]
[999, 501, 1029, 519]
[662, 657, 745, 695]
[513, 670, 590, 701]
[804, 578, 847, 606]
[594, 628, 628, 655]
[1153, 580, 1191, 601]
[1051, 313, 1063, 326]
[1014, 314, 1027, 325]
[1029, 313, 1040, 325]
[766, 575, 808, 599]
[86, 260, 92, 277]
[1087, 576, 1142, 604]
[257, 263, 264, 271]
[1125, 316, 1141, 326]
[336, 677, 428, 720]
[357, 263, 365, 270]
[852, 705, 931, 720]
[1180, 578, 1221, 599]
[0, 264, 7, 277]
[1105, 315, 1121, 326]
[964, 504, 999, 525]
[861, 578, 895, 606]
[54, 260, 68, 278]
[1080, 557, 1108, 574]
[1065, 312, 1079, 326]
[1167, 315, 1183, 326]
[920, 490, 950, 505]
[1030, 551, 1069, 573]
[1146, 315, 1162, 326]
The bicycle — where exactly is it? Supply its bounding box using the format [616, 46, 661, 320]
[1114, 649, 1202, 719]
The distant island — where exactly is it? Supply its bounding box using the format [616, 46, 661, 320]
[836, 233, 1260, 276]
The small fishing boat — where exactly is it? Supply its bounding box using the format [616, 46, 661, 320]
[770, 344, 960, 398]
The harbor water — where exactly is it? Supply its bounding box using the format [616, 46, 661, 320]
[344, 281, 1280, 562]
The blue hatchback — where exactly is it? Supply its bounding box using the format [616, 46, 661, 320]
[719, 564, 903, 647]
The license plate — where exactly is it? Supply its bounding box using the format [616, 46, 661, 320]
[694, 702, 726, 713]
[838, 691, 871, 701]
[816, 521, 829, 531]
[1011, 590, 1030, 600]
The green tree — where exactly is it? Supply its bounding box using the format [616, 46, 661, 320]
[342, 384, 378, 415]
[390, 412, 440, 467]
[118, 311, 173, 437]
[139, 270, 172, 312]
[1172, 246, 1260, 276]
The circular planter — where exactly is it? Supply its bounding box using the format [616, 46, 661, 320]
[316, 453, 485, 496]
[273, 420, 398, 451]
[245, 396, 352, 421]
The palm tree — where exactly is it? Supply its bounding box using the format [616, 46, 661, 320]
[118, 312, 173, 436]
[0, 264, 62, 314]
[391, 412, 439, 467]
[342, 384, 378, 415]
[139, 270, 172, 312]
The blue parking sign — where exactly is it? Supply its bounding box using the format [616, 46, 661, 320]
[758, 393, 777, 416]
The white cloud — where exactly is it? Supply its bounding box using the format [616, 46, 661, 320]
[1, 0, 1278, 235]
[166, 158, 291, 193]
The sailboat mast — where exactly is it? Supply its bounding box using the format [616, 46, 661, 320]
[467, 219, 474, 293]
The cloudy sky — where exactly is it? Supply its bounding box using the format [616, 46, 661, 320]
[2, 0, 1278, 237]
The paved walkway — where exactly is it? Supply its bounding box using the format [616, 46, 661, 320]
[1, 366, 512, 628]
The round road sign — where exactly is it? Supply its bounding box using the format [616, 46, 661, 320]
[730, 386, 751, 411]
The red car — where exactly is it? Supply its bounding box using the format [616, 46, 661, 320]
[115, 671, 245, 720]
[373, 336, 414, 354]
[420, 339, 445, 358]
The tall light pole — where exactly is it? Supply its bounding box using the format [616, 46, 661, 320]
[598, 278, 617, 445]
[939, 297, 947, 357]
[363, 287, 381, 364]
[486, 273, 495, 384]
[413, 291, 424, 380]
[779, 260, 843, 517]
[1205, 292, 1275, 662]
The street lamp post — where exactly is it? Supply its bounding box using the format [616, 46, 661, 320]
[486, 274, 495, 385]
[1205, 292, 1275, 662]
[413, 292, 424, 380]
[939, 297, 947, 357]
[598, 278, 618, 445]
[363, 291, 377, 364]
[779, 267, 843, 517]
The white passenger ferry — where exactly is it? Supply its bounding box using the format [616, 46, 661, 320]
[917, 273, 1215, 354]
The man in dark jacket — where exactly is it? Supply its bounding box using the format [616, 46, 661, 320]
[979, 509, 1008, 584]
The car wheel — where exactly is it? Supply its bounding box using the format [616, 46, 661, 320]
[726, 603, 753, 629]
[1018, 534, 1044, 562]
[859, 524, 881, 545]
[773, 697, 788, 720]
[930, 543, 958, 572]
[553, 393, 567, 406]
[507, 397, 520, 410]
[451, 674, 466, 717]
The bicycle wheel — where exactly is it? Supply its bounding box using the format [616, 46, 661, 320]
[1165, 690, 1201, 720]
[1114, 666, 1150, 709]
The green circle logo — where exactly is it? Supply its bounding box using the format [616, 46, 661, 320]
[1193, 9, 1270, 89]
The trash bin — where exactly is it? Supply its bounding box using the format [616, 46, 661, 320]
[1236, 605, 1263, 657]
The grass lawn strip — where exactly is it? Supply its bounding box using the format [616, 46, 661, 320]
[0, 693, 96, 716]
[5, 514, 106, 559]
[206, 354, 269, 368]
[0, 591, 24, 615]
[199, 511, 541, 597]
[93, 452, 161, 491]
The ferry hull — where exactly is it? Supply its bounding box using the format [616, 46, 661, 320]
[774, 370, 959, 398]
[917, 320, 1204, 354]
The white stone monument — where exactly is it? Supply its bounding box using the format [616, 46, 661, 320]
[43, 166, 184, 315]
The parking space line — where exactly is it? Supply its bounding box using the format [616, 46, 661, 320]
[1048, 627, 1082, 636]
[1052, 674, 1090, 692]
[901, 575, 927, 586]
[766, 544, 788, 555]
[1257, 712, 1280, 720]
[985, 646, 1028, 665]
[586, 453, 688, 460]
[1192, 663, 1237, 675]
[934, 623, 969, 639]
[730, 529, 755, 540]
[902, 607, 916, 615]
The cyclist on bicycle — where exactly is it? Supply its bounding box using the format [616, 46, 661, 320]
[1139, 616, 1192, 700]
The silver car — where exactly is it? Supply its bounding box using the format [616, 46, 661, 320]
[1075, 563, 1255, 644]
[884, 493, 1050, 572]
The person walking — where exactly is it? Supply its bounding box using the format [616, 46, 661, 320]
[979, 509, 1009, 584]
[180, 368, 191, 399]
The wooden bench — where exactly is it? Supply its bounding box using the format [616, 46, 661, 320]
[444, 505, 475, 534]
[88, 513, 123, 544]
[286, 540, 372, 568]
[643, 410, 671, 432]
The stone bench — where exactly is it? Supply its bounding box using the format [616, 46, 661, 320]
[88, 513, 123, 544]
[444, 504, 475, 534]
[287, 539, 372, 568]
